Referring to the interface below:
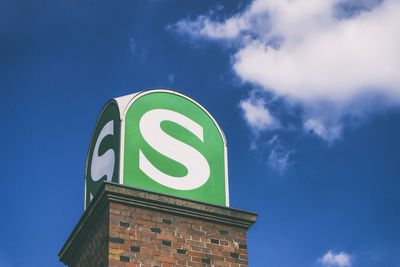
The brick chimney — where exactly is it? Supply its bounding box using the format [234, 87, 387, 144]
[59, 182, 257, 267]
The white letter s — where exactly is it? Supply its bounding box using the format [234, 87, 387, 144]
[90, 120, 115, 182]
[139, 109, 210, 190]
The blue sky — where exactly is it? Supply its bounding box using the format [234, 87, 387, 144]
[1, 0, 399, 266]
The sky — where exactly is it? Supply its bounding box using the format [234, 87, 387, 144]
[1, 0, 399, 266]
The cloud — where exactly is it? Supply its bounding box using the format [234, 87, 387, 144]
[268, 148, 291, 173]
[232, 0, 400, 104]
[319, 251, 352, 267]
[239, 96, 291, 172]
[172, 14, 250, 40]
[267, 135, 292, 174]
[171, 0, 400, 142]
[304, 118, 342, 143]
[239, 95, 280, 133]
[129, 37, 149, 61]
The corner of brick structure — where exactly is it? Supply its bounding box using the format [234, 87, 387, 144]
[59, 182, 257, 267]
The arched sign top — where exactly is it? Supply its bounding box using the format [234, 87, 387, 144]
[116, 89, 227, 147]
[85, 89, 229, 210]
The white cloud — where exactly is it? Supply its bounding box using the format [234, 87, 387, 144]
[129, 37, 149, 61]
[173, 14, 250, 40]
[267, 135, 292, 173]
[232, 0, 400, 103]
[268, 148, 291, 173]
[319, 251, 352, 267]
[239, 96, 280, 133]
[304, 118, 342, 143]
[171, 0, 400, 142]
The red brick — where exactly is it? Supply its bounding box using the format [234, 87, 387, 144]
[137, 220, 156, 227]
[156, 256, 176, 264]
[156, 234, 175, 241]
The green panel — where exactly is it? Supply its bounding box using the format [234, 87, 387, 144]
[123, 92, 226, 206]
[85, 102, 120, 209]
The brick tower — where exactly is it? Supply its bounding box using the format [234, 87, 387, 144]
[59, 182, 257, 266]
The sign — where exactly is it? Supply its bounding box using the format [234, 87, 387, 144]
[85, 101, 120, 207]
[85, 89, 228, 209]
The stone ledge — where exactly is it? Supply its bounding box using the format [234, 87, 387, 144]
[59, 182, 257, 264]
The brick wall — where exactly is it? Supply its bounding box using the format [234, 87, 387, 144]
[108, 203, 249, 267]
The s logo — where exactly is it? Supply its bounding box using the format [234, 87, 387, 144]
[139, 109, 210, 190]
[85, 101, 120, 209]
[123, 90, 227, 206]
[90, 120, 115, 182]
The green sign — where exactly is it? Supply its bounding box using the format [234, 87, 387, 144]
[85, 89, 228, 209]
[85, 101, 120, 208]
